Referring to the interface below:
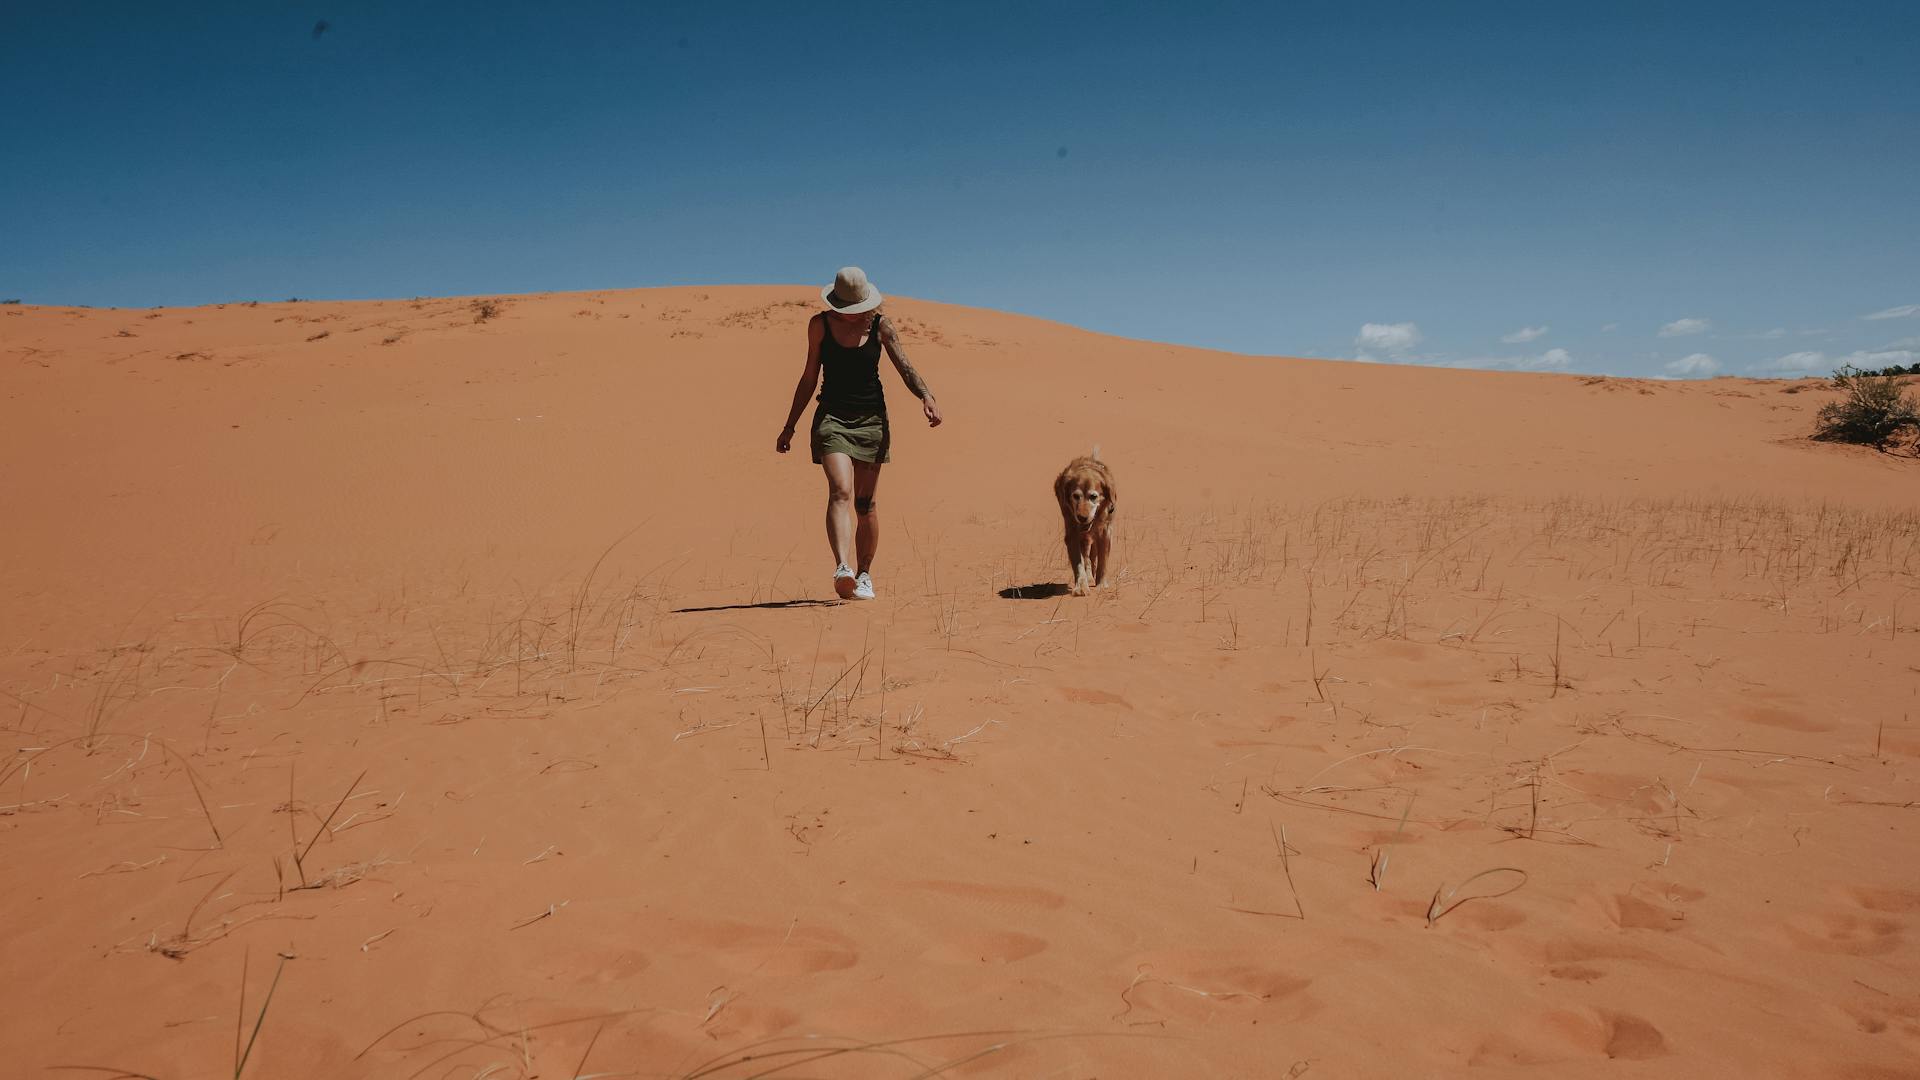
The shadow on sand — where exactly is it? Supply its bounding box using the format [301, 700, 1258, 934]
[998, 582, 1071, 600]
[670, 598, 840, 614]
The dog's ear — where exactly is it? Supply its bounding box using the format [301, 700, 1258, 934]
[1102, 473, 1117, 516]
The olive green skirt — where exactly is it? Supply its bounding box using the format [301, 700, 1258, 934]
[811, 410, 890, 465]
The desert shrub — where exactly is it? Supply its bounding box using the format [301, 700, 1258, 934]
[471, 298, 502, 323]
[1814, 365, 1920, 448]
[1, 299, 21, 305]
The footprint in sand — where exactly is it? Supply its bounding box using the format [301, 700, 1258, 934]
[1062, 687, 1131, 708]
[1606, 893, 1688, 932]
[1529, 937, 1666, 982]
[1116, 960, 1317, 1025]
[1819, 1065, 1920, 1080]
[702, 1000, 803, 1044]
[901, 879, 1069, 911]
[1840, 885, 1920, 913]
[923, 930, 1049, 966]
[667, 918, 860, 975]
[1446, 901, 1528, 931]
[1470, 1008, 1668, 1064]
[1784, 911, 1905, 956]
[564, 946, 650, 986]
[1833, 995, 1920, 1048]
[1547, 964, 1606, 982]
[1740, 703, 1831, 732]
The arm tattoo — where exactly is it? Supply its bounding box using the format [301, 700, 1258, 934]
[880, 317, 933, 400]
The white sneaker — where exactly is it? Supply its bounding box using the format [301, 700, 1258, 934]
[833, 564, 857, 599]
[852, 572, 875, 601]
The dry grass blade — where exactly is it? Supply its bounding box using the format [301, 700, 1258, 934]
[182, 752, 224, 848]
[1229, 819, 1308, 920]
[1275, 821, 1303, 917]
[356, 1007, 643, 1080]
[798, 648, 874, 731]
[679, 1029, 1040, 1079]
[0, 732, 224, 848]
[1425, 867, 1529, 927]
[298, 769, 368, 867]
[181, 869, 237, 946]
[1368, 794, 1415, 891]
[509, 900, 569, 929]
[567, 523, 646, 671]
[235, 952, 289, 1079]
[572, 1021, 606, 1080]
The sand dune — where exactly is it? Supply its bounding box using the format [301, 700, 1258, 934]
[2, 288, 1916, 1077]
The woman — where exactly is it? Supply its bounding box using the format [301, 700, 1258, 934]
[776, 267, 943, 600]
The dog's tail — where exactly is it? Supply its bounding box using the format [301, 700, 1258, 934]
[1089, 443, 1101, 461]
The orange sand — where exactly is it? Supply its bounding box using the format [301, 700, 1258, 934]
[2, 288, 1916, 1078]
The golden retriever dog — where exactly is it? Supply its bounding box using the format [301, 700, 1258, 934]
[1054, 448, 1116, 596]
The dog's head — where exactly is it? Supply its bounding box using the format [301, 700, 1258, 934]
[1056, 461, 1114, 528]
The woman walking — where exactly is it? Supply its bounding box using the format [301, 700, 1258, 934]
[776, 267, 943, 600]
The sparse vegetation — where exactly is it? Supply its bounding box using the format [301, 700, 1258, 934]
[8, 493, 1918, 1074]
[1, 298, 21, 305]
[1813, 365, 1920, 449]
[471, 298, 503, 323]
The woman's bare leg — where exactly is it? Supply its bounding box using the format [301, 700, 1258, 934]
[852, 461, 883, 574]
[821, 454, 856, 570]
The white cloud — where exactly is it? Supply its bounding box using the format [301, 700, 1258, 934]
[1664, 353, 1719, 378]
[1840, 348, 1919, 369]
[1748, 328, 1788, 340]
[1754, 348, 1918, 377]
[1354, 322, 1421, 361]
[1446, 347, 1575, 372]
[1659, 317, 1712, 337]
[1500, 325, 1548, 344]
[1749, 351, 1830, 376]
[1863, 304, 1920, 321]
[1601, 323, 1618, 332]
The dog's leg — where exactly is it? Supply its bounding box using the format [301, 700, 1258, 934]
[1092, 525, 1111, 587]
[1064, 526, 1086, 596]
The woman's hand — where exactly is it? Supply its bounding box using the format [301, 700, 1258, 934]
[776, 426, 795, 453]
[922, 397, 944, 427]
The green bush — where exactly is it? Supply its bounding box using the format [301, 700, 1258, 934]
[1814, 366, 1920, 448]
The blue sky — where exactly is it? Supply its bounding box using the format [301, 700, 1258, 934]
[3, 2, 1916, 379]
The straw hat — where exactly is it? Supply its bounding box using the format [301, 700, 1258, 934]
[822, 266, 884, 314]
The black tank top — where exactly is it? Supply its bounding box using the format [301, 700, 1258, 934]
[817, 313, 885, 416]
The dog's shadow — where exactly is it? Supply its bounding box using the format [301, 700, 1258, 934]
[997, 582, 1071, 600]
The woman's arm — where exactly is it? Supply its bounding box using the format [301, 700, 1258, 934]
[776, 317, 824, 453]
[878, 314, 943, 427]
